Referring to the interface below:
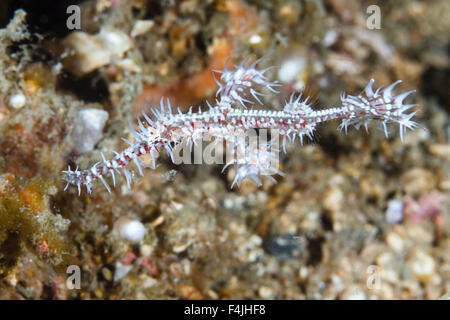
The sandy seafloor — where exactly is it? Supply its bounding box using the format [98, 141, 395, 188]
[0, 0, 448, 299]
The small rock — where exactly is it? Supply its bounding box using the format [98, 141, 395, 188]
[72, 108, 109, 154]
[340, 286, 366, 300]
[278, 56, 308, 90]
[359, 173, 383, 199]
[386, 200, 403, 224]
[101, 267, 113, 281]
[62, 28, 132, 76]
[114, 262, 133, 282]
[330, 274, 345, 292]
[263, 234, 306, 259]
[439, 179, 450, 191]
[150, 215, 165, 227]
[405, 223, 434, 245]
[322, 187, 344, 211]
[408, 249, 436, 283]
[376, 252, 395, 268]
[385, 232, 404, 253]
[429, 144, 450, 158]
[139, 244, 153, 257]
[297, 266, 309, 281]
[9, 93, 26, 109]
[178, 285, 203, 299]
[131, 20, 155, 37]
[117, 58, 142, 73]
[401, 168, 436, 195]
[258, 286, 274, 299]
[248, 34, 263, 45]
[322, 29, 338, 47]
[114, 217, 147, 243]
[139, 274, 158, 288]
[326, 53, 362, 75]
[278, 3, 302, 24]
[172, 241, 191, 254]
[378, 283, 394, 299]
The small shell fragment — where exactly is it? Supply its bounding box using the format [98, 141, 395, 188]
[131, 20, 155, 37]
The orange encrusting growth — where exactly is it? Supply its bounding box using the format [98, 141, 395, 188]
[136, 0, 262, 113]
[19, 186, 45, 215]
[136, 40, 233, 112]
